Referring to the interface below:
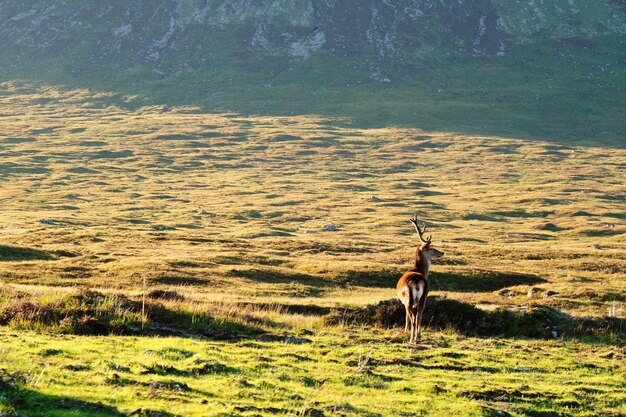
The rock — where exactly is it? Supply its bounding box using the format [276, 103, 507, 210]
[433, 384, 448, 394]
[148, 380, 190, 391]
[285, 336, 312, 345]
[304, 408, 325, 417]
[147, 290, 184, 301]
[535, 222, 561, 232]
[64, 364, 89, 371]
[108, 363, 131, 373]
[582, 363, 599, 369]
[527, 287, 543, 298]
[257, 334, 282, 342]
[482, 407, 513, 417]
[238, 378, 254, 387]
[258, 333, 312, 344]
[498, 289, 516, 298]
[194, 362, 227, 375]
[323, 223, 337, 231]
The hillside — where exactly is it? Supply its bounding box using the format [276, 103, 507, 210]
[1, 0, 625, 145]
[0, 3, 625, 416]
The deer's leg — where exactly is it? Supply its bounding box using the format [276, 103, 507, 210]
[404, 307, 412, 333]
[415, 309, 422, 342]
[416, 300, 427, 341]
[410, 307, 418, 343]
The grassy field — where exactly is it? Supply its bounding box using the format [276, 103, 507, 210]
[0, 81, 625, 416]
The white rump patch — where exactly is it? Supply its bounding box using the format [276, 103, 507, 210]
[411, 281, 425, 302]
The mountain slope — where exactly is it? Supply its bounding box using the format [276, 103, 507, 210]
[2, 0, 624, 72]
[1, 0, 625, 145]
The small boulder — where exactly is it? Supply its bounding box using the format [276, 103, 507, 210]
[64, 364, 89, 371]
[527, 288, 543, 298]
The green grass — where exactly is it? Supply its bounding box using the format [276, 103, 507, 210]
[1, 328, 625, 417]
[2, 32, 625, 148]
[0, 82, 624, 416]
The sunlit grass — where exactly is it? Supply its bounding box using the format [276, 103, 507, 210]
[0, 82, 624, 416]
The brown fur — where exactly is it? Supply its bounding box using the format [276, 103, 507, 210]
[396, 238, 444, 343]
[396, 270, 428, 342]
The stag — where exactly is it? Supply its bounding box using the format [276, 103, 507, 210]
[396, 214, 444, 343]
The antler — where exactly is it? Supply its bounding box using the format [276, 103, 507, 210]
[409, 212, 431, 244]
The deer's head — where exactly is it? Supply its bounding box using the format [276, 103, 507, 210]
[410, 213, 444, 260]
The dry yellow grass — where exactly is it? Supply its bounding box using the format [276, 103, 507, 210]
[0, 81, 624, 318]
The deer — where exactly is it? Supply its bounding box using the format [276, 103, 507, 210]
[396, 213, 444, 344]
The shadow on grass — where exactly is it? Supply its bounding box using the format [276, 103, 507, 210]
[232, 301, 331, 316]
[0, 289, 262, 341]
[229, 268, 333, 288]
[429, 270, 548, 292]
[229, 268, 335, 297]
[150, 274, 208, 286]
[336, 268, 404, 287]
[1, 369, 181, 417]
[325, 297, 626, 343]
[337, 268, 547, 292]
[0, 245, 78, 261]
[0, 245, 53, 261]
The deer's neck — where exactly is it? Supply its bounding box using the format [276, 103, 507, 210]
[414, 250, 431, 278]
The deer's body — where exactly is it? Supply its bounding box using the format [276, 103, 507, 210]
[397, 214, 443, 344]
[396, 270, 428, 340]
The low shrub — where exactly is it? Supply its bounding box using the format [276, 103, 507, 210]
[0, 289, 261, 339]
[324, 297, 625, 341]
